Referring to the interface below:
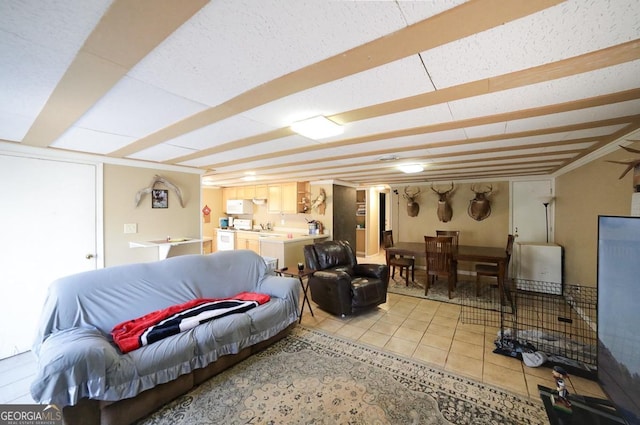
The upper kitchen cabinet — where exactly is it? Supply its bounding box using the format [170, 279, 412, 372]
[255, 185, 268, 199]
[221, 181, 308, 214]
[268, 182, 297, 214]
[222, 187, 236, 207]
[236, 185, 255, 200]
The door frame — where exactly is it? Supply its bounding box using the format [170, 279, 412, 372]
[509, 178, 555, 278]
[509, 178, 555, 243]
[0, 144, 104, 358]
[1, 143, 105, 269]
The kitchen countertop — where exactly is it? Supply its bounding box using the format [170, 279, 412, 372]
[130, 237, 204, 248]
[234, 229, 328, 244]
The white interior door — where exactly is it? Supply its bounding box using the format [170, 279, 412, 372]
[0, 154, 99, 359]
[511, 180, 554, 243]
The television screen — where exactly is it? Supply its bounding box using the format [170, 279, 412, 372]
[598, 215, 640, 425]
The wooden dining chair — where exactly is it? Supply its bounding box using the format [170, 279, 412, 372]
[475, 234, 515, 296]
[436, 230, 460, 285]
[383, 230, 414, 286]
[424, 235, 456, 299]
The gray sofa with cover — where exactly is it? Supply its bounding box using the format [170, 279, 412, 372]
[31, 250, 300, 425]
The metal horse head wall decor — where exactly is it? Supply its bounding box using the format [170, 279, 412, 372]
[135, 175, 184, 208]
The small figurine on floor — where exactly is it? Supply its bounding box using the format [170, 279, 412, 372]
[551, 366, 572, 413]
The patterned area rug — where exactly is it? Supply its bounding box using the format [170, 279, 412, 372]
[136, 326, 546, 425]
[387, 271, 513, 314]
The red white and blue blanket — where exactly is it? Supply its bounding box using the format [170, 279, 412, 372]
[111, 292, 270, 353]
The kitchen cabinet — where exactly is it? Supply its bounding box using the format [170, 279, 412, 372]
[255, 185, 268, 199]
[222, 184, 266, 202]
[236, 232, 260, 254]
[267, 185, 281, 213]
[212, 229, 219, 252]
[356, 228, 365, 256]
[202, 239, 212, 254]
[236, 185, 255, 200]
[282, 182, 296, 212]
[222, 187, 236, 207]
[268, 182, 297, 213]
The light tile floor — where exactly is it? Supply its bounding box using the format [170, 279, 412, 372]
[300, 290, 607, 402]
[297, 250, 608, 404]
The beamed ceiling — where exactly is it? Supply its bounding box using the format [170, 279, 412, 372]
[2, 0, 640, 187]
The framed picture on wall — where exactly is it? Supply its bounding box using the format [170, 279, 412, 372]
[152, 189, 168, 208]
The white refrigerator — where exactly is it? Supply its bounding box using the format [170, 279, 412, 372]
[515, 242, 563, 294]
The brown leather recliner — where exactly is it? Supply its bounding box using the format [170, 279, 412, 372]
[303, 240, 389, 316]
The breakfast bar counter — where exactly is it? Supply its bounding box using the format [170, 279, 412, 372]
[255, 232, 329, 270]
[129, 237, 209, 260]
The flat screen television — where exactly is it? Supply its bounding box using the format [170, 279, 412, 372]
[597, 215, 640, 425]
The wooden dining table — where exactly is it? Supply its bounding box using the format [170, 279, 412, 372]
[385, 241, 509, 302]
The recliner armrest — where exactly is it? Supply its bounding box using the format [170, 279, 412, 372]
[311, 270, 352, 285]
[354, 264, 389, 282]
[307, 270, 353, 315]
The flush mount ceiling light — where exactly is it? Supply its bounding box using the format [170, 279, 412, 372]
[242, 171, 257, 181]
[201, 179, 218, 187]
[398, 164, 424, 174]
[290, 116, 343, 140]
[377, 154, 400, 161]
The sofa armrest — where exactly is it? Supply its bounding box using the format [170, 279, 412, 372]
[258, 275, 300, 302]
[354, 263, 389, 283]
[31, 327, 120, 407]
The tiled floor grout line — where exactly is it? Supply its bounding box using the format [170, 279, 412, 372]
[299, 271, 607, 403]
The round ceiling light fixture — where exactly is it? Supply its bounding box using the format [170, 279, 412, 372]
[398, 164, 424, 174]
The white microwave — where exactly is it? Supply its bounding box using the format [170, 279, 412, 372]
[226, 199, 253, 215]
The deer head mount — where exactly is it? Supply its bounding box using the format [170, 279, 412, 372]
[403, 186, 421, 217]
[468, 184, 493, 221]
[431, 182, 454, 222]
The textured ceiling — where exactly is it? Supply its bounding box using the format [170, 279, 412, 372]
[1, 0, 639, 187]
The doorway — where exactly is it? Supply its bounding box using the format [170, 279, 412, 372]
[0, 154, 100, 358]
[511, 180, 554, 243]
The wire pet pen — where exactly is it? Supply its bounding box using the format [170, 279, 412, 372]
[461, 279, 597, 378]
